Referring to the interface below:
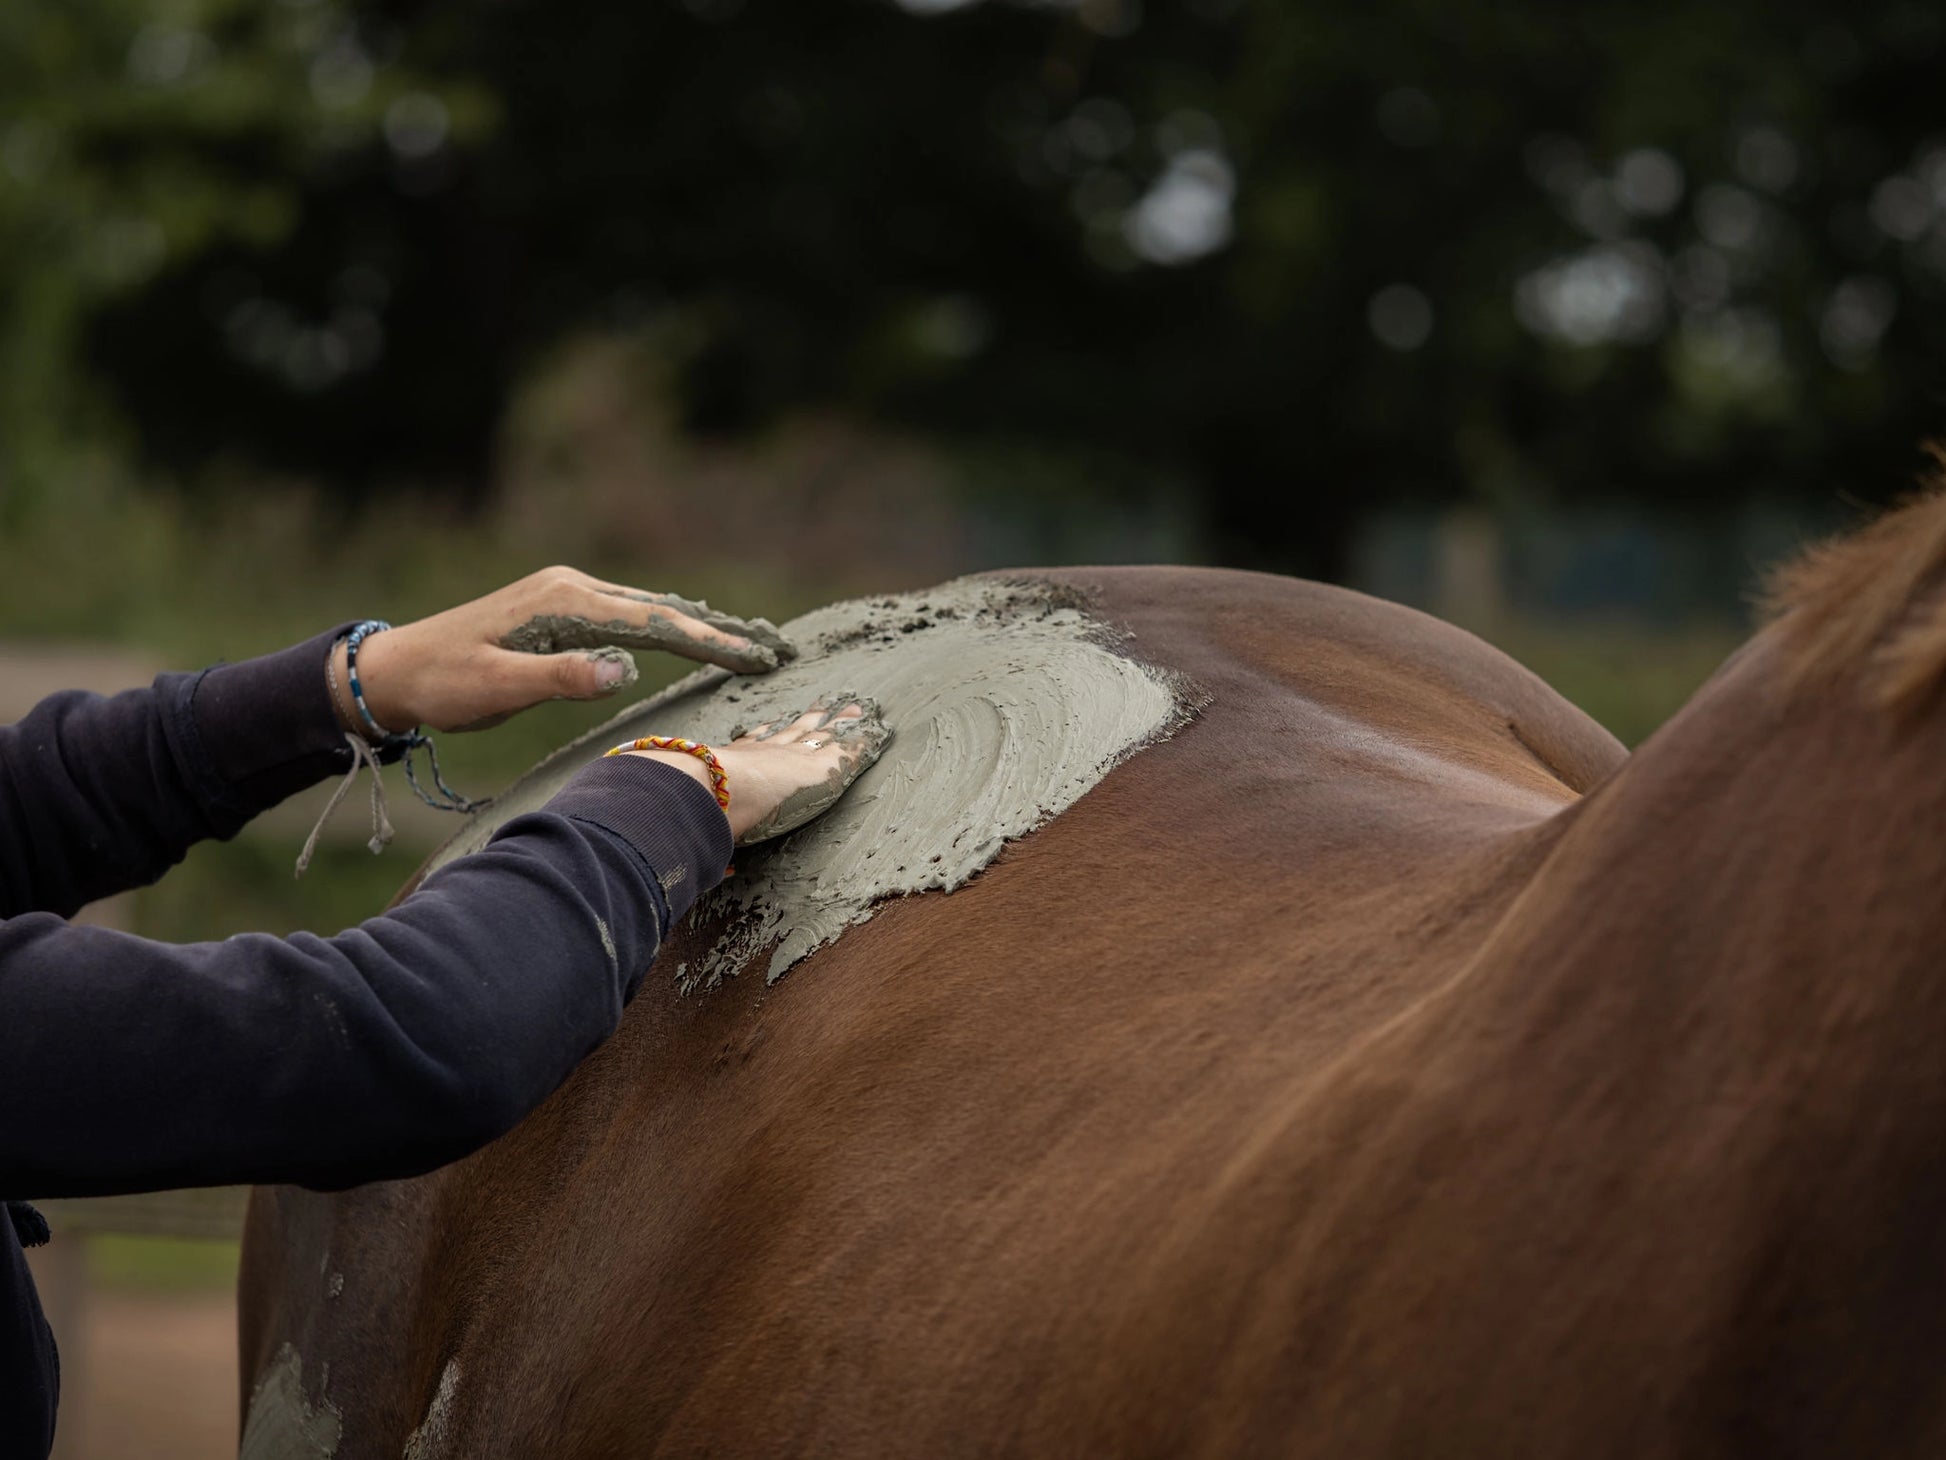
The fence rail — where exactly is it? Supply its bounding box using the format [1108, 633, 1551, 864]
[37, 1189, 250, 1242]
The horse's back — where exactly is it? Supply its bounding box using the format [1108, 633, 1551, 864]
[240, 566, 1623, 1458]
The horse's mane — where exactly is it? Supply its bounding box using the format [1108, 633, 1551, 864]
[1761, 446, 1946, 715]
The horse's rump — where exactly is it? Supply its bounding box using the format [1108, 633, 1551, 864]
[241, 564, 1640, 1457]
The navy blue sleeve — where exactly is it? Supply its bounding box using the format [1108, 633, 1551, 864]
[0, 755, 730, 1199]
[0, 628, 358, 919]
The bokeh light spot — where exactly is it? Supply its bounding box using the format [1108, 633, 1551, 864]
[1819, 275, 1896, 369]
[1515, 243, 1666, 346]
[1368, 285, 1434, 351]
[1616, 148, 1684, 216]
[1125, 148, 1234, 265]
[127, 25, 216, 88]
[1869, 175, 1933, 242]
[1735, 127, 1800, 193]
[1695, 184, 1765, 251]
[384, 93, 450, 160]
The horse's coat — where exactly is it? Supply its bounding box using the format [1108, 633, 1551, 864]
[1762, 461, 1946, 714]
[240, 504, 1946, 1457]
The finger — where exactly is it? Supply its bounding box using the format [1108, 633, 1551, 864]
[499, 589, 782, 675]
[733, 705, 893, 846]
[488, 646, 639, 707]
[590, 586, 800, 667]
[733, 700, 855, 746]
[771, 706, 846, 745]
[632, 604, 778, 672]
[746, 711, 815, 743]
[780, 699, 878, 748]
[811, 694, 876, 734]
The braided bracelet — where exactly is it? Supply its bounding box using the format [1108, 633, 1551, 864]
[332, 620, 487, 816]
[605, 736, 731, 811]
[344, 619, 398, 740]
[324, 639, 352, 730]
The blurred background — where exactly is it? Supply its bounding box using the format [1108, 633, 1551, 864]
[4, 0, 1943, 1452]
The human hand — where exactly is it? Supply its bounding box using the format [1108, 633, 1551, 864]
[623, 697, 892, 845]
[331, 567, 797, 735]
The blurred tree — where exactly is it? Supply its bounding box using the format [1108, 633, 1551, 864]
[3, 0, 1942, 571]
[0, 0, 486, 512]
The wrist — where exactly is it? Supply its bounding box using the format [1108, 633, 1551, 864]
[620, 749, 719, 808]
[339, 624, 419, 739]
[326, 641, 355, 732]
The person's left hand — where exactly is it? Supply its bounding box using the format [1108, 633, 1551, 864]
[329, 567, 797, 735]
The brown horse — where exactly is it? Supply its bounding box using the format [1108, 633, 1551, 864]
[238, 485, 1946, 1458]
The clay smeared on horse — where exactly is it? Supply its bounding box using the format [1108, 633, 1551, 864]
[240, 486, 1946, 1458]
[425, 577, 1198, 985]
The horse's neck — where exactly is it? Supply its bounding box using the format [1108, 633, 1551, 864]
[1212, 629, 1946, 1450]
[1432, 621, 1946, 1284]
[1426, 627, 1921, 1063]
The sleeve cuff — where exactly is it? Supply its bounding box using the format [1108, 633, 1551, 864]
[541, 756, 733, 929]
[182, 624, 360, 816]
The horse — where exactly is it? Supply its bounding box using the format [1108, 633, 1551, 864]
[236, 482, 1946, 1458]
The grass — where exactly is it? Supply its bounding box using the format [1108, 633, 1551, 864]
[87, 1235, 241, 1294]
[128, 839, 424, 942]
[0, 478, 823, 676]
[1475, 616, 1747, 748]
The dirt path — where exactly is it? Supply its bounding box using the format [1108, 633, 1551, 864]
[51, 1289, 238, 1460]
[25, 1242, 238, 1460]
[54, 1290, 236, 1460]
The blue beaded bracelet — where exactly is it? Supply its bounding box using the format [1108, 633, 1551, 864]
[337, 620, 488, 815]
[343, 619, 397, 741]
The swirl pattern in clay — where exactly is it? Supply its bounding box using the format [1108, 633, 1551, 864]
[426, 578, 1195, 985]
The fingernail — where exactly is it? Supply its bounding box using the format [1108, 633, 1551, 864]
[593, 656, 628, 689]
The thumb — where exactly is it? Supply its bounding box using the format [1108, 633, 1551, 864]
[501, 646, 641, 705]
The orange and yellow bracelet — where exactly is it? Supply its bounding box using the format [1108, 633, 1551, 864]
[604, 736, 731, 812]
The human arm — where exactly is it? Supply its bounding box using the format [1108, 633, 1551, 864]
[0, 630, 353, 919]
[0, 567, 785, 920]
[0, 757, 728, 1198]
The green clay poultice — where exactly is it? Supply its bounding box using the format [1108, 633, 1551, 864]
[239, 1344, 344, 1460]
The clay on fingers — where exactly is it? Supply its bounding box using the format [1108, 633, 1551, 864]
[585, 646, 641, 693]
[732, 692, 867, 742]
[501, 601, 793, 674]
[736, 697, 893, 846]
[612, 590, 798, 667]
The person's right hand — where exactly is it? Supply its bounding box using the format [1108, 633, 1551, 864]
[623, 698, 892, 845]
[336, 567, 796, 736]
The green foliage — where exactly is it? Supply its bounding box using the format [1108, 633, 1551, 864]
[0, 474, 811, 667]
[5, 0, 1943, 568]
[1475, 618, 1745, 748]
[130, 837, 419, 943]
[0, 0, 476, 508]
[87, 1233, 240, 1291]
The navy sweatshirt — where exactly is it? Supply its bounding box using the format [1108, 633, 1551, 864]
[0, 629, 730, 1457]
